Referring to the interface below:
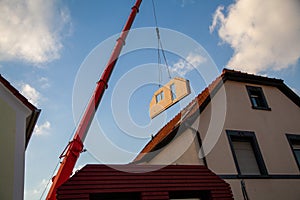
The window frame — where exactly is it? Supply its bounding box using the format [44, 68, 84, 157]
[246, 85, 271, 111]
[156, 91, 164, 103]
[170, 83, 176, 101]
[226, 130, 268, 177]
[286, 134, 300, 170]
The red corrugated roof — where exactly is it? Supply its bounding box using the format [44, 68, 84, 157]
[133, 68, 300, 163]
[57, 164, 233, 200]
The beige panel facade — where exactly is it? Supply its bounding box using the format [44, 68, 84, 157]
[149, 77, 190, 118]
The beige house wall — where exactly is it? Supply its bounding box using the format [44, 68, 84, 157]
[0, 98, 16, 200]
[218, 80, 300, 174]
[0, 83, 32, 200]
[146, 128, 204, 165]
[227, 179, 300, 200]
[143, 79, 300, 199]
[203, 80, 300, 199]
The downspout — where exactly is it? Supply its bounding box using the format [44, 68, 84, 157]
[241, 179, 250, 200]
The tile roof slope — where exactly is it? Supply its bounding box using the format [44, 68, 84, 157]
[0, 74, 41, 148]
[57, 164, 233, 200]
[133, 68, 300, 163]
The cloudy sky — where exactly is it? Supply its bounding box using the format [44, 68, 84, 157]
[0, 0, 299, 199]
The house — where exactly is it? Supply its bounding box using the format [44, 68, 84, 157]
[57, 69, 300, 199]
[57, 164, 233, 200]
[0, 75, 40, 200]
[133, 69, 300, 199]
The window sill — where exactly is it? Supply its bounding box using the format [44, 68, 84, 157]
[252, 106, 271, 111]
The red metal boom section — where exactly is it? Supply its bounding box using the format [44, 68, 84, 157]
[46, 0, 142, 199]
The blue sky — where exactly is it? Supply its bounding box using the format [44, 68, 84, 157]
[0, 0, 299, 199]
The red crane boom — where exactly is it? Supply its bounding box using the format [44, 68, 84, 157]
[46, 0, 142, 199]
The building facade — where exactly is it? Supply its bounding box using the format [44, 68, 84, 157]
[0, 75, 40, 200]
[134, 69, 300, 200]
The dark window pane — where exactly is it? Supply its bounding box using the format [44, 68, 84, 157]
[227, 130, 267, 176]
[170, 83, 176, 100]
[294, 150, 300, 166]
[246, 86, 270, 110]
[156, 91, 164, 103]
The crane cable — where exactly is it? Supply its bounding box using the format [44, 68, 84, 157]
[151, 0, 172, 88]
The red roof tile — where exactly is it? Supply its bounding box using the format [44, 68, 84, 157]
[57, 164, 233, 200]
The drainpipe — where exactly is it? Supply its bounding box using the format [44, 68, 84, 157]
[241, 179, 250, 200]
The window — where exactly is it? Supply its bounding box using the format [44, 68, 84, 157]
[170, 83, 176, 100]
[246, 86, 270, 110]
[156, 91, 164, 103]
[286, 134, 300, 169]
[227, 130, 267, 176]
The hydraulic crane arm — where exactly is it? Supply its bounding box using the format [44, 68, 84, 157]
[46, 0, 142, 199]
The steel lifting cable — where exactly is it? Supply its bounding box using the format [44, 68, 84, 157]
[151, 0, 172, 87]
[39, 161, 60, 200]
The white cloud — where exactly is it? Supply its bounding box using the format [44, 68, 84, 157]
[38, 77, 51, 89]
[25, 178, 49, 200]
[0, 0, 71, 64]
[180, 0, 195, 7]
[34, 121, 51, 136]
[171, 52, 207, 76]
[210, 0, 300, 73]
[20, 83, 41, 106]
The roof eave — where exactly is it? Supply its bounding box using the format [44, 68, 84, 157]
[25, 108, 41, 149]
